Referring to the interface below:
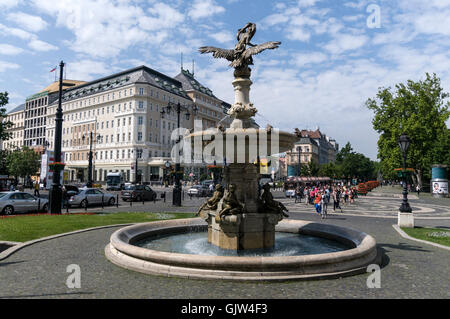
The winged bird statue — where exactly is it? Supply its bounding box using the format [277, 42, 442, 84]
[199, 23, 281, 78]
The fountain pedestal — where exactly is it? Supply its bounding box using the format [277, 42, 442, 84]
[204, 210, 282, 250]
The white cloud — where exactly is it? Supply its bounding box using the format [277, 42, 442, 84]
[0, 23, 34, 40]
[65, 60, 112, 81]
[188, 0, 225, 20]
[0, 0, 20, 9]
[323, 33, 368, 54]
[209, 31, 234, 44]
[0, 60, 20, 72]
[0, 43, 24, 55]
[139, 3, 184, 31]
[7, 12, 48, 32]
[293, 52, 328, 67]
[28, 39, 58, 51]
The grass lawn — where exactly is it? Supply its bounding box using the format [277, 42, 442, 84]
[0, 212, 196, 243]
[402, 227, 450, 247]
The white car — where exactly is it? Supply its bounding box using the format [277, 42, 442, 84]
[285, 189, 296, 198]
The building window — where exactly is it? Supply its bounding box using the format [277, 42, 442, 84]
[138, 116, 143, 125]
[139, 88, 144, 95]
[138, 132, 142, 141]
[138, 101, 144, 109]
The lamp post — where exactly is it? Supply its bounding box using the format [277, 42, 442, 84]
[48, 61, 64, 214]
[160, 102, 198, 206]
[397, 132, 414, 228]
[132, 148, 139, 185]
[82, 132, 95, 188]
[398, 133, 412, 213]
[297, 146, 302, 177]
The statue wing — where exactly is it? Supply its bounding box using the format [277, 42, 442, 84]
[243, 41, 281, 58]
[198, 46, 235, 61]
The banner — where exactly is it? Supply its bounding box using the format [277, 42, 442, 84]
[432, 181, 448, 195]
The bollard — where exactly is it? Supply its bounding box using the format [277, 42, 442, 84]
[85, 196, 88, 212]
[102, 195, 104, 209]
[130, 197, 132, 207]
[143, 195, 145, 206]
[117, 194, 119, 208]
[66, 199, 69, 213]
[38, 198, 41, 213]
[164, 192, 166, 203]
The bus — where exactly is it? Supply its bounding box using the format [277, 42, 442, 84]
[0, 176, 15, 192]
[106, 172, 125, 191]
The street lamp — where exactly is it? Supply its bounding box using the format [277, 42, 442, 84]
[297, 146, 302, 177]
[82, 132, 97, 188]
[48, 61, 65, 215]
[132, 148, 140, 185]
[398, 133, 412, 213]
[160, 102, 198, 206]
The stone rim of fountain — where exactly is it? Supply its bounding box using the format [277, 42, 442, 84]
[105, 218, 379, 281]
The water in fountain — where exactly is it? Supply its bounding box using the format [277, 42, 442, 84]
[134, 231, 349, 257]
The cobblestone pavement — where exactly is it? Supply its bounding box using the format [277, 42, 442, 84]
[280, 192, 450, 219]
[0, 191, 449, 299]
[0, 188, 450, 299]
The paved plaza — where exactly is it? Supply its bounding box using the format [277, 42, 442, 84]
[0, 188, 449, 299]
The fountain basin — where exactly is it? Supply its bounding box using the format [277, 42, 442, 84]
[105, 218, 379, 281]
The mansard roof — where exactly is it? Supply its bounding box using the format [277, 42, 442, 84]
[52, 65, 190, 105]
[174, 68, 217, 98]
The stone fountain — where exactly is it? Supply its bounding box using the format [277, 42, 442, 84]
[105, 23, 380, 281]
[195, 22, 298, 250]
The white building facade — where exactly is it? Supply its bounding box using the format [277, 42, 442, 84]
[46, 65, 229, 184]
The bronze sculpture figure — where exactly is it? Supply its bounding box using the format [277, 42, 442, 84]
[197, 184, 224, 216]
[216, 184, 245, 222]
[199, 23, 281, 76]
[260, 184, 289, 218]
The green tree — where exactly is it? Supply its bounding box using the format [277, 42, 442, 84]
[0, 150, 10, 175]
[300, 161, 319, 177]
[366, 73, 450, 187]
[0, 91, 14, 141]
[6, 147, 41, 182]
[335, 142, 376, 181]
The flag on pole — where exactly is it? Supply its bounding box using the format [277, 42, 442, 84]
[50, 66, 57, 72]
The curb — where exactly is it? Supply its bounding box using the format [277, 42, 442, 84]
[0, 223, 135, 261]
[392, 225, 450, 251]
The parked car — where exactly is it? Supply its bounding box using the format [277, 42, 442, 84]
[285, 189, 296, 198]
[121, 184, 157, 202]
[187, 185, 210, 197]
[0, 192, 48, 215]
[201, 180, 214, 188]
[64, 185, 79, 198]
[68, 188, 116, 208]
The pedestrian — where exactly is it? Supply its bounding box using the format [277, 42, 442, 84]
[416, 185, 421, 198]
[304, 187, 309, 206]
[334, 188, 343, 213]
[62, 185, 67, 208]
[322, 190, 330, 219]
[314, 192, 322, 215]
[349, 187, 354, 204]
[295, 186, 302, 203]
[34, 181, 40, 197]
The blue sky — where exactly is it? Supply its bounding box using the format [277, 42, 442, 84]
[1, 0, 450, 160]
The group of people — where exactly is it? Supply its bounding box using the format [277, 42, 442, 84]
[294, 184, 359, 219]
